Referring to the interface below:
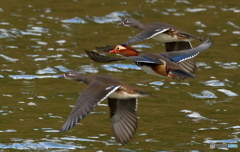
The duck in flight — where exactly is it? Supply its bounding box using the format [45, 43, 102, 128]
[96, 18, 202, 52]
[118, 18, 202, 47]
[59, 71, 150, 145]
[86, 37, 212, 80]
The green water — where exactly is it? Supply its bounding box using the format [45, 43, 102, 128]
[0, 0, 239, 151]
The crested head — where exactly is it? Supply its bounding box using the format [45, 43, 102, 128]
[109, 45, 139, 57]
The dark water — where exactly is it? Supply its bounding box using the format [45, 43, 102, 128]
[0, 0, 240, 151]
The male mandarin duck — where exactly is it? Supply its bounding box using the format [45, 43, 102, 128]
[96, 18, 202, 52]
[86, 37, 212, 80]
[59, 71, 150, 145]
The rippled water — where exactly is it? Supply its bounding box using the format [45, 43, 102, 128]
[0, 0, 240, 151]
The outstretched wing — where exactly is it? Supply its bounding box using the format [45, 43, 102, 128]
[123, 28, 169, 45]
[60, 82, 120, 132]
[108, 98, 138, 145]
[85, 50, 125, 63]
[160, 37, 213, 63]
[170, 69, 196, 79]
[95, 45, 116, 52]
[165, 41, 196, 73]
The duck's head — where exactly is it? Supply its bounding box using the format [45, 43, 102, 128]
[109, 45, 139, 57]
[59, 71, 82, 81]
[118, 18, 143, 29]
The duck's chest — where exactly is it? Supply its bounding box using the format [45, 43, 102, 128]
[138, 64, 169, 77]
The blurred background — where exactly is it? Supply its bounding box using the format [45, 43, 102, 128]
[0, 0, 239, 151]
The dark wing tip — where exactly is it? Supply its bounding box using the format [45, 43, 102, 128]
[201, 35, 213, 44]
[85, 50, 124, 63]
[59, 126, 69, 133]
[59, 120, 76, 132]
[59, 109, 90, 134]
[85, 50, 109, 63]
[205, 36, 213, 45]
[199, 35, 209, 41]
[199, 35, 204, 41]
[85, 50, 91, 54]
[59, 128, 66, 133]
[95, 45, 116, 52]
[59, 120, 75, 133]
[201, 36, 213, 49]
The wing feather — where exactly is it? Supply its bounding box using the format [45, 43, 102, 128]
[60, 83, 120, 132]
[108, 98, 138, 145]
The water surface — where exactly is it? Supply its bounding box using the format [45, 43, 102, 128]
[0, 0, 240, 151]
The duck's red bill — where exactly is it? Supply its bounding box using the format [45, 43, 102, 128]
[109, 50, 117, 53]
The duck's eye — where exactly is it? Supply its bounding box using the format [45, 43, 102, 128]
[66, 72, 70, 75]
[117, 47, 120, 50]
[124, 19, 128, 23]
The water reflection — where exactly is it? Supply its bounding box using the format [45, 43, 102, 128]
[9, 75, 59, 80]
[215, 61, 239, 69]
[61, 17, 87, 24]
[181, 110, 207, 120]
[101, 63, 141, 72]
[0, 141, 85, 151]
[189, 90, 217, 99]
[0, 54, 19, 62]
[60, 136, 120, 146]
[217, 89, 238, 97]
